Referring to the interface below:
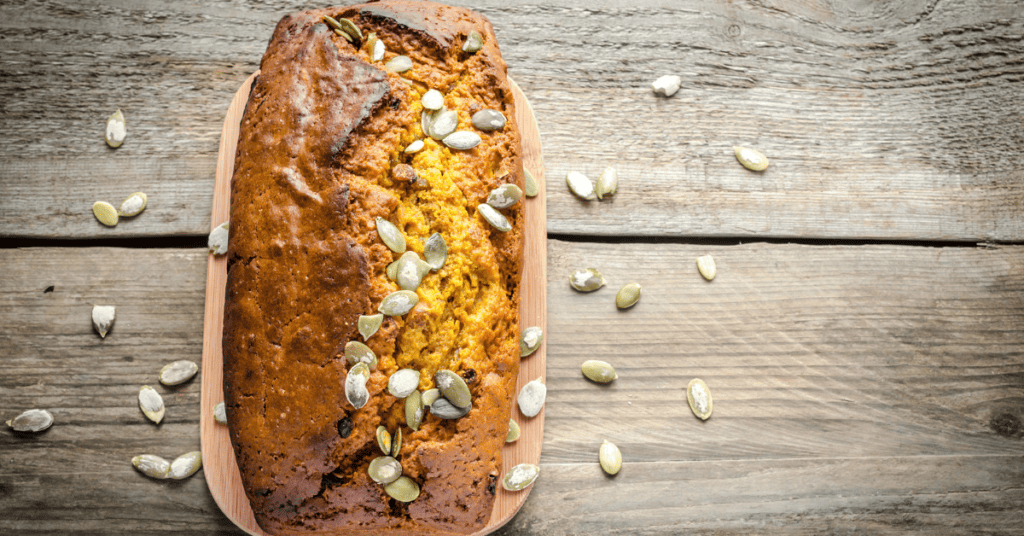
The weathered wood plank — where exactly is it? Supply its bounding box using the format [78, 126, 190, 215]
[2, 0, 1022, 240]
[1, 244, 1022, 533]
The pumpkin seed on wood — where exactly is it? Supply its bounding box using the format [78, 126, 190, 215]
[421, 388, 441, 407]
[388, 369, 421, 398]
[384, 476, 420, 502]
[523, 168, 539, 197]
[105, 109, 126, 148]
[734, 146, 769, 171]
[385, 55, 413, 73]
[392, 428, 402, 456]
[375, 217, 406, 253]
[92, 304, 115, 338]
[345, 341, 378, 370]
[379, 290, 419, 316]
[6, 409, 53, 432]
[581, 360, 618, 383]
[429, 397, 472, 419]
[376, 425, 392, 455]
[697, 255, 717, 281]
[477, 203, 511, 232]
[566, 171, 596, 200]
[421, 89, 444, 111]
[462, 30, 483, 53]
[487, 184, 522, 209]
[158, 360, 198, 386]
[596, 167, 618, 200]
[569, 268, 605, 292]
[369, 456, 403, 484]
[213, 401, 227, 424]
[358, 314, 384, 341]
[139, 385, 165, 424]
[117, 192, 147, 217]
[169, 451, 203, 480]
[506, 419, 520, 443]
[404, 139, 425, 153]
[502, 463, 539, 491]
[132, 454, 170, 479]
[423, 233, 447, 271]
[405, 390, 424, 431]
[435, 369, 471, 408]
[517, 377, 546, 418]
[520, 327, 543, 357]
[599, 440, 622, 475]
[443, 131, 482, 150]
[687, 378, 713, 420]
[208, 221, 229, 255]
[92, 201, 118, 227]
[345, 362, 371, 409]
[396, 251, 431, 291]
[472, 109, 506, 131]
[651, 74, 682, 97]
[615, 283, 642, 309]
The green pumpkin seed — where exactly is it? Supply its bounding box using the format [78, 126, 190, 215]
[734, 146, 769, 171]
[333, 27, 353, 42]
[376, 425, 392, 455]
[462, 30, 483, 53]
[392, 428, 402, 456]
[502, 463, 539, 491]
[345, 341, 378, 370]
[429, 398, 472, 419]
[208, 221, 229, 255]
[581, 360, 618, 383]
[386, 259, 400, 281]
[117, 192, 147, 217]
[506, 419, 520, 443]
[405, 390, 424, 431]
[92, 201, 118, 227]
[487, 184, 523, 209]
[105, 109, 126, 148]
[472, 109, 506, 131]
[388, 369, 421, 398]
[138, 385, 165, 424]
[423, 233, 447, 271]
[697, 255, 716, 281]
[369, 456, 403, 484]
[336, 17, 362, 41]
[92, 304, 115, 338]
[520, 327, 543, 357]
[405, 139, 424, 153]
[517, 377, 546, 418]
[435, 369, 471, 408]
[443, 131, 481, 150]
[375, 217, 406, 253]
[396, 251, 431, 292]
[566, 171, 595, 200]
[598, 440, 622, 475]
[213, 401, 227, 424]
[158, 360, 198, 386]
[385, 55, 413, 73]
[169, 451, 202, 480]
[345, 363, 371, 409]
[384, 476, 420, 502]
[477, 203, 511, 232]
[421, 388, 441, 407]
[523, 168, 539, 197]
[379, 290, 419, 316]
[421, 89, 444, 111]
[596, 167, 617, 200]
[358, 314, 384, 340]
[6, 409, 54, 432]
[569, 268, 605, 292]
[132, 454, 170, 479]
[687, 378, 713, 420]
[615, 283, 642, 309]
[322, 15, 343, 31]
[430, 110, 459, 140]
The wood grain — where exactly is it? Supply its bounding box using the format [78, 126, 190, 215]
[2, 242, 1022, 534]
[1, 0, 1022, 240]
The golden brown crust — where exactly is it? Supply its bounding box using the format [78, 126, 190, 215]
[223, 1, 522, 534]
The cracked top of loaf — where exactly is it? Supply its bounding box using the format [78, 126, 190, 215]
[222, 1, 523, 534]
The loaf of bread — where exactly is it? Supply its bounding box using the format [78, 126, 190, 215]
[222, 1, 523, 534]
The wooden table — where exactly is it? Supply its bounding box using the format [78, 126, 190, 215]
[2, 0, 1022, 533]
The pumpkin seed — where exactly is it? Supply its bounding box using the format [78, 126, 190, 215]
[369, 456, 403, 484]
[652, 74, 682, 97]
[502, 463, 539, 491]
[569, 268, 605, 292]
[477, 203, 511, 232]
[386, 259, 400, 281]
[405, 390, 424, 431]
[388, 369, 421, 398]
[506, 419, 520, 443]
[523, 168, 539, 197]
[421, 110, 434, 137]
[376, 425, 392, 455]
[696, 255, 716, 281]
[158, 360, 198, 386]
[596, 167, 618, 200]
[687, 378, 713, 420]
[487, 184, 523, 209]
[472, 109, 506, 131]
[462, 30, 483, 53]
[379, 290, 419, 316]
[139, 385, 165, 424]
[358, 314, 384, 341]
[615, 283, 642, 309]
[384, 476, 420, 502]
[345, 362, 371, 409]
[430, 111, 459, 140]
[520, 326, 543, 357]
[581, 360, 617, 383]
[405, 139, 424, 153]
[517, 377, 546, 418]
[429, 398, 472, 419]
[334, 28, 353, 43]
[385, 55, 412, 73]
[92, 304, 116, 338]
[345, 341, 378, 370]
[375, 217, 406, 253]
[213, 401, 227, 424]
[6, 409, 53, 432]
[396, 251, 431, 291]
[421, 388, 441, 407]
[208, 221, 229, 255]
[322, 15, 343, 31]
[734, 146, 769, 171]
[105, 109, 126, 148]
[169, 451, 202, 480]
[421, 89, 444, 111]
[337, 17, 362, 41]
[566, 171, 596, 200]
[92, 201, 118, 227]
[372, 39, 385, 62]
[443, 131, 481, 150]
[423, 233, 447, 271]
[117, 192, 147, 217]
[364, 32, 378, 53]
[392, 428, 402, 456]
[598, 440, 622, 475]
[435, 369, 471, 408]
[132, 454, 170, 479]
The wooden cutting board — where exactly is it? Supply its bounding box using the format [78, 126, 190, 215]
[199, 72, 547, 536]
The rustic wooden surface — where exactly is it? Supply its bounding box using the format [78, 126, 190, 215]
[1, 0, 1023, 534]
